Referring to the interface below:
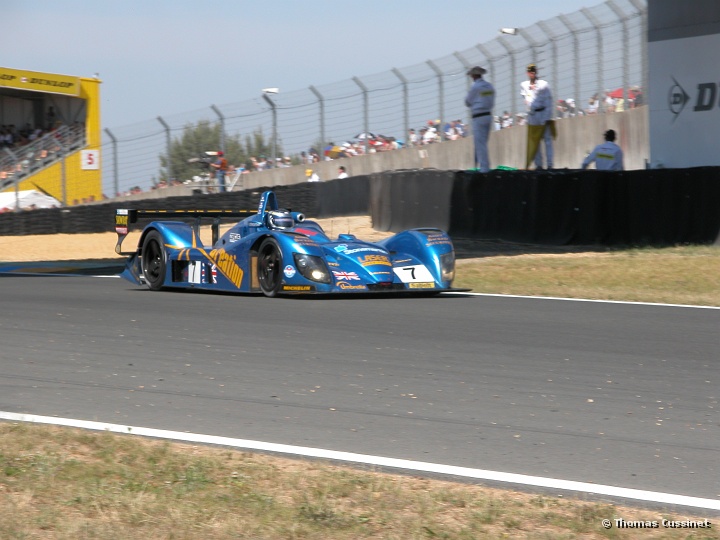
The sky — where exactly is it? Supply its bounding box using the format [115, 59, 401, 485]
[3, 0, 601, 130]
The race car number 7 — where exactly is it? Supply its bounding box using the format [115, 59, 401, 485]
[393, 264, 434, 283]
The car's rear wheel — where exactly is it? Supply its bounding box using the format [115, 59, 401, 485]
[141, 230, 166, 291]
[257, 238, 283, 297]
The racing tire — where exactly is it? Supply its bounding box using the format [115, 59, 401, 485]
[141, 230, 167, 291]
[257, 238, 283, 297]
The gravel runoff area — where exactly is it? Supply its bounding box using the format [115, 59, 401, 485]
[0, 215, 604, 264]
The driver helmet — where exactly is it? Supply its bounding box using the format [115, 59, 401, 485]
[267, 209, 295, 229]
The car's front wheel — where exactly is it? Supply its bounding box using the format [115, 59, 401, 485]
[257, 238, 283, 297]
[141, 230, 166, 291]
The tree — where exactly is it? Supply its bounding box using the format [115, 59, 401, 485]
[158, 121, 279, 182]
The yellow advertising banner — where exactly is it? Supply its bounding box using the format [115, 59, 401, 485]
[0, 67, 80, 96]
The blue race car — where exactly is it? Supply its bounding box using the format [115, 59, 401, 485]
[114, 190, 459, 297]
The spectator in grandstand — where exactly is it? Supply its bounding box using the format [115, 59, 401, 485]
[566, 98, 578, 117]
[422, 124, 439, 145]
[603, 91, 616, 113]
[465, 65, 495, 173]
[615, 94, 625, 113]
[581, 129, 624, 171]
[630, 86, 644, 107]
[210, 151, 228, 192]
[337, 166, 349, 179]
[256, 155, 269, 170]
[520, 63, 555, 170]
[587, 93, 600, 115]
[500, 111, 513, 129]
[46, 106, 57, 130]
[408, 128, 419, 146]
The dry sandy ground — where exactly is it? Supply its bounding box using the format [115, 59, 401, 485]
[0, 214, 601, 265]
[0, 216, 394, 263]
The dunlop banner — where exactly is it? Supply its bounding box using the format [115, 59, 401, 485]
[0, 67, 80, 96]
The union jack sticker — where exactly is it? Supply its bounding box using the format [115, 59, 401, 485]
[202, 264, 218, 284]
[333, 270, 360, 281]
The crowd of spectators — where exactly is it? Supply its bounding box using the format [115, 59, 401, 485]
[493, 86, 644, 130]
[1, 120, 86, 187]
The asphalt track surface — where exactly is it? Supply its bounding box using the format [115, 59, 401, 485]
[1, 270, 718, 511]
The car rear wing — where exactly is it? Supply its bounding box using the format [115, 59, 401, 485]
[114, 208, 257, 255]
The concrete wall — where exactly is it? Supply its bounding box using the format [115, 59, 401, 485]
[110, 107, 649, 203]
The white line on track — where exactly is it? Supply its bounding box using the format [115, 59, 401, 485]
[1, 412, 718, 512]
[78, 276, 720, 309]
[446, 291, 720, 310]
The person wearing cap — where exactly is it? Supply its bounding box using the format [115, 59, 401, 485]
[337, 166, 349, 179]
[464, 66, 495, 173]
[305, 168, 320, 182]
[210, 150, 228, 192]
[520, 63, 555, 170]
[581, 129, 624, 171]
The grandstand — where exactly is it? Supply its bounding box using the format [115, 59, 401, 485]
[0, 67, 102, 205]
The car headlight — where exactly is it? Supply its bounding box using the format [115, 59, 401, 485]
[440, 251, 455, 283]
[293, 253, 332, 283]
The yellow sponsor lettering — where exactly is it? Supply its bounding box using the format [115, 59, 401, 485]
[409, 282, 435, 289]
[207, 249, 244, 288]
[360, 254, 392, 266]
[282, 285, 314, 291]
[337, 283, 367, 290]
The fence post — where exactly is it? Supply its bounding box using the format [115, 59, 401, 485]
[496, 37, 518, 115]
[607, 0, 630, 107]
[580, 8, 604, 107]
[427, 60, 444, 136]
[627, 0, 648, 95]
[558, 15, 581, 105]
[309, 85, 325, 149]
[391, 69, 409, 145]
[536, 22, 559, 97]
[211, 104, 226, 155]
[104, 128, 119, 197]
[157, 116, 172, 182]
[453, 53, 473, 126]
[352, 76, 369, 153]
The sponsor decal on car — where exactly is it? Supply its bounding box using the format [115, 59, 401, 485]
[293, 236, 319, 247]
[228, 233, 242, 243]
[334, 244, 349, 252]
[282, 285, 315, 292]
[424, 232, 452, 246]
[294, 227, 319, 236]
[359, 254, 392, 266]
[341, 247, 387, 255]
[115, 209, 129, 235]
[337, 282, 367, 290]
[333, 270, 361, 281]
[207, 249, 244, 288]
[409, 282, 436, 289]
[284, 265, 296, 278]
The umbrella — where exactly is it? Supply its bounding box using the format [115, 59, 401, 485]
[607, 88, 626, 99]
[354, 132, 376, 140]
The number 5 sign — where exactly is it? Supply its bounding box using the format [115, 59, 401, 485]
[81, 150, 100, 170]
